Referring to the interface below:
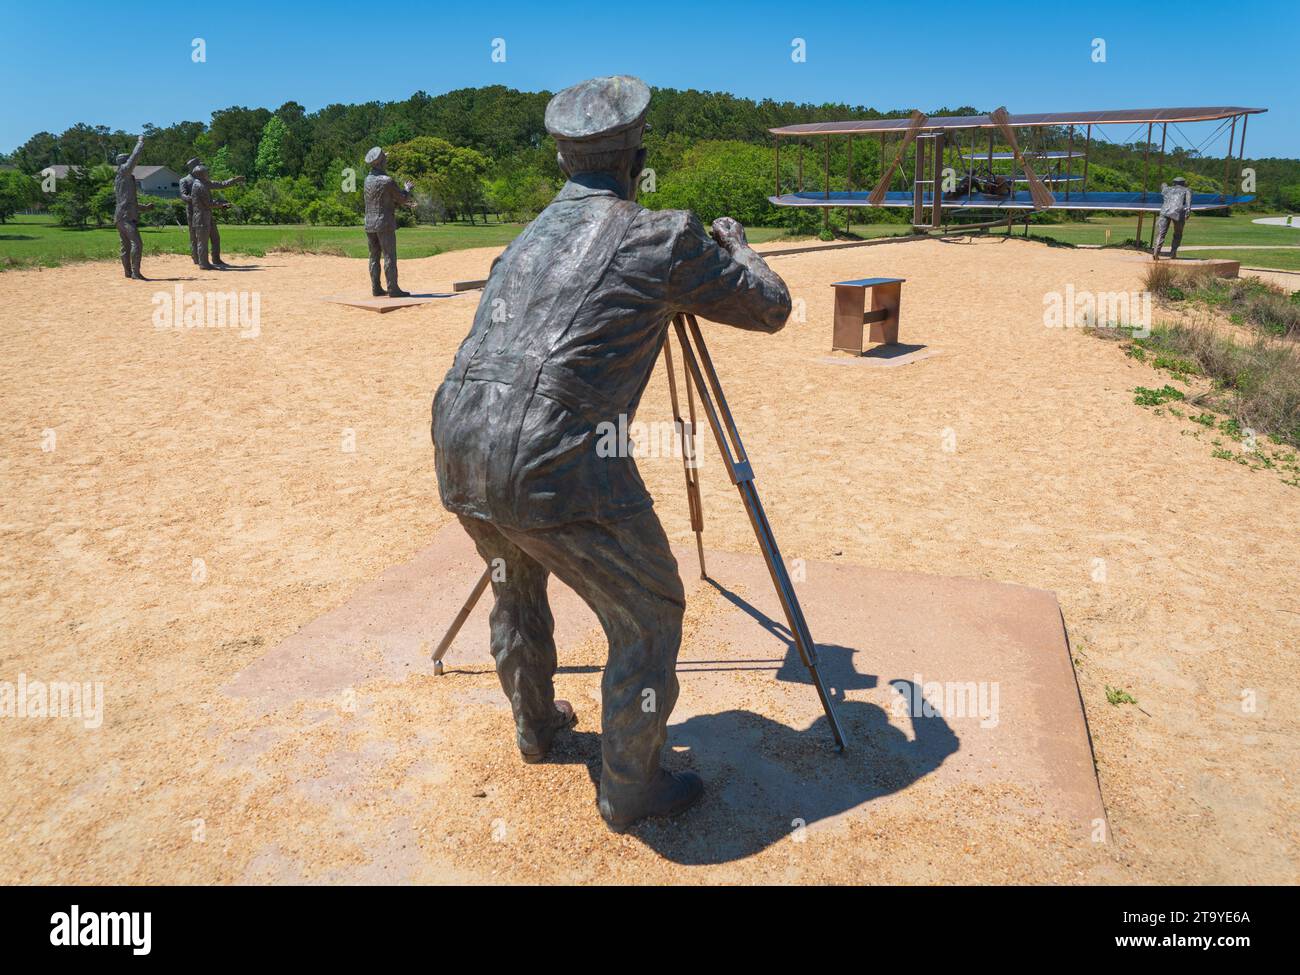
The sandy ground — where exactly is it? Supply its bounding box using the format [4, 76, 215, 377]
[1, 235, 1297, 884]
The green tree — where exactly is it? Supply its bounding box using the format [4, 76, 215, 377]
[49, 166, 104, 228]
[0, 170, 39, 222]
[387, 135, 490, 223]
[209, 145, 235, 181]
[208, 105, 271, 176]
[644, 140, 786, 227]
[255, 115, 289, 180]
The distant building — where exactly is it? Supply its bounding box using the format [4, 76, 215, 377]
[132, 165, 181, 198]
[39, 163, 182, 198]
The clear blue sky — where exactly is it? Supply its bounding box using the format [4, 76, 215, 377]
[4, 0, 1296, 156]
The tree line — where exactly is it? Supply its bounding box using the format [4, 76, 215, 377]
[4, 86, 1297, 230]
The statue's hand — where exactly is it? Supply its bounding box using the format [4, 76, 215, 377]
[404, 181, 414, 193]
[710, 216, 748, 251]
[136, 135, 145, 148]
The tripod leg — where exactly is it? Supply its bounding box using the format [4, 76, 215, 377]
[663, 336, 707, 578]
[672, 314, 846, 751]
[431, 566, 491, 675]
[738, 481, 846, 750]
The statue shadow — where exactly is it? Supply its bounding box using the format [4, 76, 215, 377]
[545, 580, 959, 864]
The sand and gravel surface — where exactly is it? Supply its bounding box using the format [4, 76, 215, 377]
[1, 235, 1296, 884]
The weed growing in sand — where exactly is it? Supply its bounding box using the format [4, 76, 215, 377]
[1105, 686, 1138, 706]
[1133, 385, 1185, 407]
[1090, 313, 1300, 486]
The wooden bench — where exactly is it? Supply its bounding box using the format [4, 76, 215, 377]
[830, 277, 905, 354]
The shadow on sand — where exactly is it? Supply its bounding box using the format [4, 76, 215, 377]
[543, 580, 959, 864]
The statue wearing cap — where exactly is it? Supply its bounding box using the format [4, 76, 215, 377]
[178, 157, 204, 265]
[363, 146, 416, 297]
[431, 75, 792, 831]
[113, 135, 152, 279]
[1154, 175, 1193, 259]
[187, 164, 245, 270]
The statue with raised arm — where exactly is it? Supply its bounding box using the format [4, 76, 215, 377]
[114, 135, 153, 280]
[178, 157, 203, 265]
[431, 76, 792, 832]
[363, 146, 415, 297]
[188, 164, 245, 269]
[1153, 175, 1193, 260]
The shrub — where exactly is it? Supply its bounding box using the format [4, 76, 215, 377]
[1125, 320, 1300, 448]
[1144, 263, 1300, 337]
[304, 196, 360, 226]
[644, 140, 786, 227]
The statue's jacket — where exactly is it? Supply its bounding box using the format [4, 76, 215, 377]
[1160, 184, 1193, 220]
[433, 172, 790, 530]
[365, 173, 408, 232]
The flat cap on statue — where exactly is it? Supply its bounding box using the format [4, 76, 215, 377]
[365, 146, 386, 166]
[1171, 175, 1188, 185]
[545, 75, 651, 151]
[186, 157, 202, 169]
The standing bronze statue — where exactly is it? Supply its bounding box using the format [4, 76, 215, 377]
[114, 135, 152, 280]
[188, 165, 245, 269]
[1153, 175, 1193, 260]
[364, 146, 416, 297]
[178, 157, 203, 265]
[431, 76, 791, 831]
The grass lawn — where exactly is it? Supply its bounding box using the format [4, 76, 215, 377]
[1189, 249, 1300, 273]
[0, 214, 793, 271]
[0, 215, 524, 269]
[7, 210, 1297, 271]
[1021, 211, 1300, 249]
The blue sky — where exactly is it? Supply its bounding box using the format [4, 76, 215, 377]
[4, 0, 1296, 156]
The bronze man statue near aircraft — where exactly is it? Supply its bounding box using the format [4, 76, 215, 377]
[1153, 175, 1193, 260]
[431, 75, 791, 831]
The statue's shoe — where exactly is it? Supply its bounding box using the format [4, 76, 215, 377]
[386, 288, 412, 298]
[371, 287, 386, 297]
[518, 700, 578, 764]
[130, 273, 148, 280]
[197, 263, 215, 270]
[598, 769, 704, 832]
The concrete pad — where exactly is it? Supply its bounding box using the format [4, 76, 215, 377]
[687, 546, 1104, 833]
[819, 344, 941, 368]
[225, 522, 599, 716]
[322, 293, 461, 312]
[1118, 254, 1241, 278]
[1163, 257, 1240, 278]
[226, 521, 1104, 861]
